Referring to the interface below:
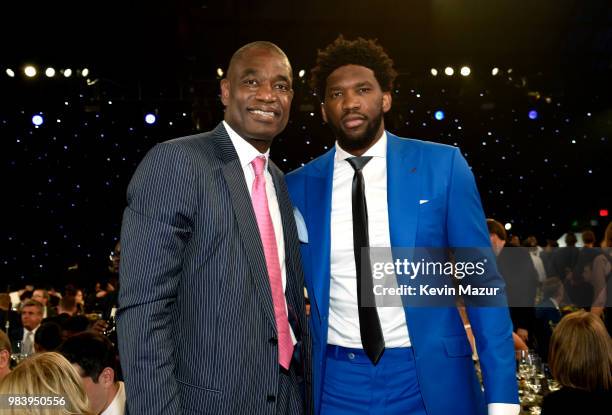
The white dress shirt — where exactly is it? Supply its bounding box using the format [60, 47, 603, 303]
[328, 132, 411, 348]
[223, 121, 296, 344]
[101, 381, 126, 415]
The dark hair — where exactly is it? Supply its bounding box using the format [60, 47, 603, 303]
[310, 35, 397, 98]
[58, 331, 116, 382]
[565, 232, 577, 246]
[581, 230, 595, 245]
[34, 322, 63, 352]
[486, 218, 507, 241]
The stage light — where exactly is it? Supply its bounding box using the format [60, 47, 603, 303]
[491, 67, 499, 76]
[504, 223, 512, 231]
[216, 67, 224, 77]
[63, 68, 72, 77]
[460, 66, 471, 76]
[430, 68, 438, 76]
[528, 110, 538, 120]
[145, 113, 157, 125]
[81, 68, 89, 77]
[32, 115, 44, 126]
[434, 110, 445, 121]
[444, 67, 454, 76]
[45, 67, 56, 77]
[24, 66, 37, 77]
[298, 69, 306, 78]
[601, 209, 609, 217]
[5, 68, 15, 77]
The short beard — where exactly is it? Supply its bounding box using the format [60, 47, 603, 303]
[330, 111, 384, 154]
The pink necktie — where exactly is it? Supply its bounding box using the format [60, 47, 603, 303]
[251, 156, 294, 369]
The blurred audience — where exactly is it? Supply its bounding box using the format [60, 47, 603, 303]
[0, 352, 91, 414]
[0, 330, 11, 381]
[10, 299, 43, 356]
[534, 277, 564, 362]
[34, 321, 63, 353]
[541, 310, 612, 414]
[58, 332, 125, 415]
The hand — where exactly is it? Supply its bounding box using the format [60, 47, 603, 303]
[516, 328, 528, 343]
[91, 319, 108, 335]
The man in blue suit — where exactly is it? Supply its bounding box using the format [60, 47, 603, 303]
[118, 41, 311, 414]
[286, 36, 519, 415]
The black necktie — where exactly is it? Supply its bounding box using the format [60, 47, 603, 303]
[346, 156, 385, 365]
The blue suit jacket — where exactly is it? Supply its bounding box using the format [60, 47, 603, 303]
[286, 132, 518, 415]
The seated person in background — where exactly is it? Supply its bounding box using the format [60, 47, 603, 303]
[0, 330, 11, 380]
[0, 352, 91, 414]
[541, 310, 612, 414]
[534, 277, 564, 362]
[34, 321, 63, 353]
[58, 331, 125, 415]
[57, 295, 78, 316]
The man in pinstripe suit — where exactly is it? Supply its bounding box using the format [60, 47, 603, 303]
[118, 41, 311, 415]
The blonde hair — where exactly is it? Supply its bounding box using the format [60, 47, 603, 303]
[0, 352, 91, 414]
[549, 310, 612, 392]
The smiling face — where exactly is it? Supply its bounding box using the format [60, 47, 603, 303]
[221, 47, 293, 152]
[322, 64, 391, 156]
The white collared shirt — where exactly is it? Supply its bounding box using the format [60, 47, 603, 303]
[223, 121, 295, 344]
[101, 381, 126, 415]
[328, 132, 411, 348]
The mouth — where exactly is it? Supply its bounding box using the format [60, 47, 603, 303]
[248, 107, 279, 121]
[342, 114, 366, 129]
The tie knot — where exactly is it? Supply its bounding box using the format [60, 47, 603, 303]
[251, 156, 266, 176]
[347, 156, 372, 172]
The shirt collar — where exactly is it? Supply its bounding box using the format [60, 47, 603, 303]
[334, 131, 387, 162]
[223, 121, 270, 170]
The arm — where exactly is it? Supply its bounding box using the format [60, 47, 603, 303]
[117, 143, 197, 415]
[590, 254, 610, 314]
[445, 148, 519, 414]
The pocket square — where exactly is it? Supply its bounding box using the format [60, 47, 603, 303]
[293, 207, 309, 243]
[419, 199, 429, 205]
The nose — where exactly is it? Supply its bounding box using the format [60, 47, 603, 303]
[341, 90, 360, 112]
[255, 82, 277, 102]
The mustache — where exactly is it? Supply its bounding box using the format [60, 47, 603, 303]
[341, 111, 367, 121]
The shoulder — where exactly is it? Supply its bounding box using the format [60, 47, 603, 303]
[388, 132, 460, 157]
[286, 147, 335, 181]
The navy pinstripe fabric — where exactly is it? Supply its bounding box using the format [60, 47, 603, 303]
[117, 123, 312, 414]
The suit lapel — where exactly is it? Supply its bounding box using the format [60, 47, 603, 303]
[387, 133, 421, 249]
[214, 123, 277, 332]
[269, 161, 303, 335]
[305, 149, 335, 322]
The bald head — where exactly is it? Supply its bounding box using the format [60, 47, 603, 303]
[220, 41, 294, 153]
[227, 41, 292, 80]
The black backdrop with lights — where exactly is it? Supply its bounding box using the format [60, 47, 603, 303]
[1, 0, 611, 288]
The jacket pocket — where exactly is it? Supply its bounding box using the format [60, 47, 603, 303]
[442, 334, 473, 357]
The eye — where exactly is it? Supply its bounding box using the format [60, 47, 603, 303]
[358, 87, 371, 94]
[330, 91, 343, 98]
[243, 78, 258, 86]
[275, 83, 290, 91]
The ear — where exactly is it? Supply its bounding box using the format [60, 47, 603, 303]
[220, 79, 230, 107]
[98, 367, 115, 387]
[320, 102, 328, 124]
[382, 91, 392, 114]
[0, 350, 9, 369]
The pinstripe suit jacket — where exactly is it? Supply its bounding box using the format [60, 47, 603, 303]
[117, 123, 312, 415]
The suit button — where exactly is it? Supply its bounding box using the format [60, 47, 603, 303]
[269, 337, 278, 345]
[267, 395, 276, 403]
